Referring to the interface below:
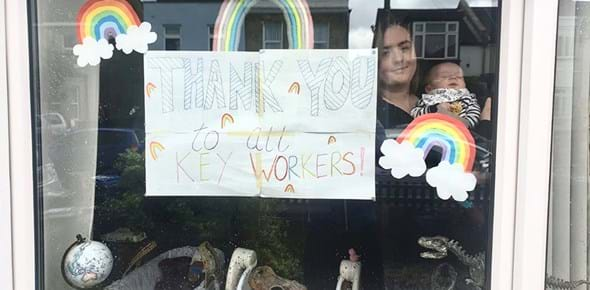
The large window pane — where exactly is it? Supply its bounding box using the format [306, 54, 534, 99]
[30, 1, 500, 289]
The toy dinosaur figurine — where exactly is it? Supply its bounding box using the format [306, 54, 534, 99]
[418, 236, 590, 290]
[190, 241, 224, 289]
[418, 236, 485, 290]
[248, 266, 307, 290]
[546, 275, 590, 289]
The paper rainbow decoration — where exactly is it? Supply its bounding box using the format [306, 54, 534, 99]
[288, 82, 301, 94]
[213, 0, 314, 51]
[397, 113, 476, 172]
[146, 82, 156, 97]
[77, 0, 141, 42]
[149, 141, 165, 160]
[328, 136, 336, 144]
[284, 184, 295, 193]
[221, 113, 235, 129]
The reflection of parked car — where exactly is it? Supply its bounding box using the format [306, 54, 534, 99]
[41, 112, 68, 136]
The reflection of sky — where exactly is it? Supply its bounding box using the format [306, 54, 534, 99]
[348, 0, 497, 48]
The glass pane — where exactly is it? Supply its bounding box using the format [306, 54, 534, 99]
[264, 21, 282, 41]
[314, 22, 329, 45]
[448, 22, 458, 32]
[426, 22, 446, 33]
[165, 38, 180, 50]
[546, 1, 590, 289]
[30, 0, 500, 289]
[415, 23, 424, 32]
[414, 35, 424, 57]
[424, 34, 446, 58]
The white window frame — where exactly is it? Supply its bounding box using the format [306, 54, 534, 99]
[4, 1, 562, 289]
[262, 21, 283, 49]
[413, 21, 459, 59]
[0, 0, 14, 289]
[6, 0, 35, 289]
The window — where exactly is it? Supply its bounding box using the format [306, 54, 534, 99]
[314, 22, 330, 49]
[164, 24, 181, 50]
[208, 24, 215, 51]
[413, 21, 459, 59]
[28, 1, 501, 289]
[263, 21, 283, 49]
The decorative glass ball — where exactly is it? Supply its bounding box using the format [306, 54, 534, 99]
[62, 235, 113, 288]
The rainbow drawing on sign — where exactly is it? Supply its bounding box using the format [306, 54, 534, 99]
[288, 82, 301, 94]
[221, 113, 235, 129]
[76, 0, 141, 42]
[328, 136, 337, 144]
[397, 113, 476, 172]
[284, 184, 295, 193]
[213, 0, 314, 51]
[149, 141, 165, 160]
[146, 82, 156, 97]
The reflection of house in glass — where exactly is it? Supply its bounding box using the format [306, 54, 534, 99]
[376, 1, 498, 96]
[142, 0, 350, 51]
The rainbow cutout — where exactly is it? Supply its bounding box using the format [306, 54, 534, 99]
[149, 141, 165, 160]
[213, 0, 314, 51]
[328, 136, 336, 144]
[284, 184, 295, 193]
[288, 82, 301, 94]
[221, 113, 235, 129]
[397, 113, 476, 172]
[146, 82, 156, 97]
[77, 0, 141, 42]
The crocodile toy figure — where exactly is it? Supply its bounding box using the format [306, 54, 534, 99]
[418, 236, 485, 290]
[545, 275, 590, 289]
[418, 236, 590, 290]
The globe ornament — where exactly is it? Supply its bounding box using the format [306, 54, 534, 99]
[62, 234, 113, 288]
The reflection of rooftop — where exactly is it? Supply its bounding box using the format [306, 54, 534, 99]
[389, 0, 497, 10]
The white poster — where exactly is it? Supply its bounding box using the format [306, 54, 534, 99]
[144, 49, 377, 199]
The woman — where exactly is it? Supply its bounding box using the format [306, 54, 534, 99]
[376, 22, 419, 129]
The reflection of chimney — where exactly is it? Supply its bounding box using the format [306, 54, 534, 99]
[384, 0, 390, 10]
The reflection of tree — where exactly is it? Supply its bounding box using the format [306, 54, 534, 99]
[94, 150, 304, 280]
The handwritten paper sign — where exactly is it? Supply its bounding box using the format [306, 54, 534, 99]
[144, 49, 377, 199]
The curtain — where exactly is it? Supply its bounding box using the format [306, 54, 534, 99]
[548, 1, 590, 288]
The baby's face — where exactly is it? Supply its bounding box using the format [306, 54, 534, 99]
[428, 63, 466, 90]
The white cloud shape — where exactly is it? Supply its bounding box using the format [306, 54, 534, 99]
[426, 161, 476, 202]
[73, 37, 114, 67]
[116, 22, 157, 54]
[379, 139, 427, 178]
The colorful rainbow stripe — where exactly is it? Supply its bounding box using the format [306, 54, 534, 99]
[77, 0, 141, 43]
[213, 0, 314, 51]
[397, 113, 476, 172]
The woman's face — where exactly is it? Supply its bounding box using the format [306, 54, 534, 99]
[379, 25, 417, 89]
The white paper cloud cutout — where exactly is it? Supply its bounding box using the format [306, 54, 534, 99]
[379, 139, 427, 178]
[73, 37, 114, 67]
[426, 161, 476, 202]
[116, 22, 157, 54]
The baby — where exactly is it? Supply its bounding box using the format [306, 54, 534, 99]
[411, 62, 481, 128]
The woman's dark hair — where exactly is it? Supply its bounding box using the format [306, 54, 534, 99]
[372, 12, 421, 94]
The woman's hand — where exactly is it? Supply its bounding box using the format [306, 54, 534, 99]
[480, 97, 492, 121]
